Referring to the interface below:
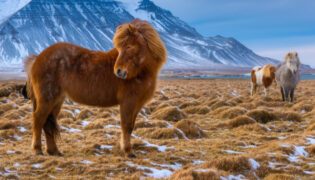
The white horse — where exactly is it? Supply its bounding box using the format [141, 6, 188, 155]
[275, 52, 301, 102]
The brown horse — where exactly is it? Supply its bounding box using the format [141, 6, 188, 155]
[24, 18, 167, 157]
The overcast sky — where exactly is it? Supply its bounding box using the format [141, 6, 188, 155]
[152, 0, 315, 67]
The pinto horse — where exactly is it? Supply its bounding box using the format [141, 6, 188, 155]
[250, 64, 276, 96]
[24, 19, 167, 157]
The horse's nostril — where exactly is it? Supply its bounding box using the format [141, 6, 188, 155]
[116, 68, 127, 79]
[117, 68, 121, 75]
[122, 71, 127, 78]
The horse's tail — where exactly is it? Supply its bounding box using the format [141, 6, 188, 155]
[23, 54, 37, 103]
[24, 54, 60, 139]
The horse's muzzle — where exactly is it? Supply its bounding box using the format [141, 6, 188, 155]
[115, 68, 127, 79]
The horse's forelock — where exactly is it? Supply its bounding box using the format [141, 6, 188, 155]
[113, 19, 167, 64]
[113, 23, 130, 49]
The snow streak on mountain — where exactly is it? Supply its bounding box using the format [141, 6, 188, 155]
[0, 0, 281, 71]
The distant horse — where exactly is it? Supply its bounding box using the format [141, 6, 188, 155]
[250, 64, 276, 96]
[275, 52, 300, 102]
[24, 18, 167, 157]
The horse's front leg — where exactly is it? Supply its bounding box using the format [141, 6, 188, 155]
[290, 88, 295, 102]
[280, 86, 285, 101]
[264, 87, 268, 96]
[119, 101, 141, 158]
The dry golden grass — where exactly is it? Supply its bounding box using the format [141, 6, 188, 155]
[247, 109, 276, 123]
[228, 115, 256, 128]
[0, 79, 314, 179]
[263, 174, 295, 180]
[150, 106, 186, 122]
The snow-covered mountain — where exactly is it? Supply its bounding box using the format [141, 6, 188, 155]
[0, 0, 290, 71]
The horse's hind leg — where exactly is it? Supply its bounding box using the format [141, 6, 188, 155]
[251, 84, 257, 96]
[290, 89, 294, 102]
[43, 99, 64, 156]
[280, 86, 285, 101]
[32, 101, 52, 155]
[250, 83, 255, 96]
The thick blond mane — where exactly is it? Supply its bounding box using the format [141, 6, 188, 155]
[113, 19, 167, 63]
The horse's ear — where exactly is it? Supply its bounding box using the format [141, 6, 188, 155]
[128, 24, 135, 34]
[284, 53, 291, 61]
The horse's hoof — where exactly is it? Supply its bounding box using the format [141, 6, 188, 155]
[47, 151, 63, 156]
[35, 151, 44, 156]
[127, 153, 137, 158]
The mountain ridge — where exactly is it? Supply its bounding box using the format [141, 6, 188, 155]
[0, 0, 311, 72]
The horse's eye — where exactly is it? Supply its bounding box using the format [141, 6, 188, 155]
[127, 46, 132, 49]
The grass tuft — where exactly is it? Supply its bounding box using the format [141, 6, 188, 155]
[150, 106, 186, 122]
[247, 109, 276, 123]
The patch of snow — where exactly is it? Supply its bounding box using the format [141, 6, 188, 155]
[81, 120, 90, 127]
[132, 134, 175, 152]
[304, 171, 314, 175]
[80, 160, 93, 164]
[74, 109, 81, 114]
[301, 109, 306, 114]
[106, 134, 114, 138]
[61, 126, 81, 132]
[241, 145, 257, 148]
[6, 150, 15, 154]
[0, 142, 5, 145]
[56, 168, 62, 171]
[18, 126, 27, 132]
[194, 169, 216, 173]
[143, 140, 175, 152]
[128, 163, 173, 178]
[287, 155, 299, 162]
[260, 124, 271, 131]
[32, 163, 42, 168]
[100, 145, 113, 150]
[288, 146, 308, 162]
[13, 163, 20, 167]
[231, 90, 240, 96]
[0, 0, 31, 24]
[280, 144, 291, 148]
[151, 162, 182, 170]
[294, 146, 308, 156]
[104, 124, 120, 129]
[278, 136, 286, 140]
[249, 158, 260, 170]
[192, 160, 205, 165]
[223, 150, 244, 154]
[14, 135, 22, 140]
[220, 174, 246, 180]
[3, 167, 20, 178]
[175, 128, 189, 140]
[161, 90, 165, 95]
[306, 137, 315, 145]
[49, 175, 56, 178]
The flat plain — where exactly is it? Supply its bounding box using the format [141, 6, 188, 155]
[0, 79, 314, 179]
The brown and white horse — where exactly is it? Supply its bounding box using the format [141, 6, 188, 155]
[251, 64, 276, 96]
